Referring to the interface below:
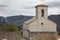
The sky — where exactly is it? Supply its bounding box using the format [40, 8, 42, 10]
[0, 0, 60, 17]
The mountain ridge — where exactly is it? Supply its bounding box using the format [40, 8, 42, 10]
[0, 15, 60, 32]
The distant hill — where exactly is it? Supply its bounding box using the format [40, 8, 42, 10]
[7, 15, 33, 26]
[0, 16, 7, 24]
[0, 15, 60, 32]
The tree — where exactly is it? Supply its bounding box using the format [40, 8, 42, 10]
[5, 23, 19, 31]
[0, 24, 6, 31]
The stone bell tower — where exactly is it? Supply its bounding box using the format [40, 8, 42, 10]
[35, 4, 48, 19]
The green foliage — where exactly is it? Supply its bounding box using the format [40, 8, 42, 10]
[5, 23, 19, 31]
[0, 24, 6, 31]
[0, 23, 20, 31]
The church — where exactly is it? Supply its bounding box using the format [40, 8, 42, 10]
[22, 2, 58, 40]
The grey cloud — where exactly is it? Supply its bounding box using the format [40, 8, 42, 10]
[23, 6, 34, 9]
[48, 1, 60, 7]
[0, 4, 8, 7]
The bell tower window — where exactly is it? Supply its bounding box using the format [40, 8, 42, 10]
[41, 23, 43, 25]
[41, 9, 44, 17]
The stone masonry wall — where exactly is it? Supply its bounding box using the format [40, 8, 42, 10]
[0, 31, 21, 40]
[30, 32, 58, 40]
